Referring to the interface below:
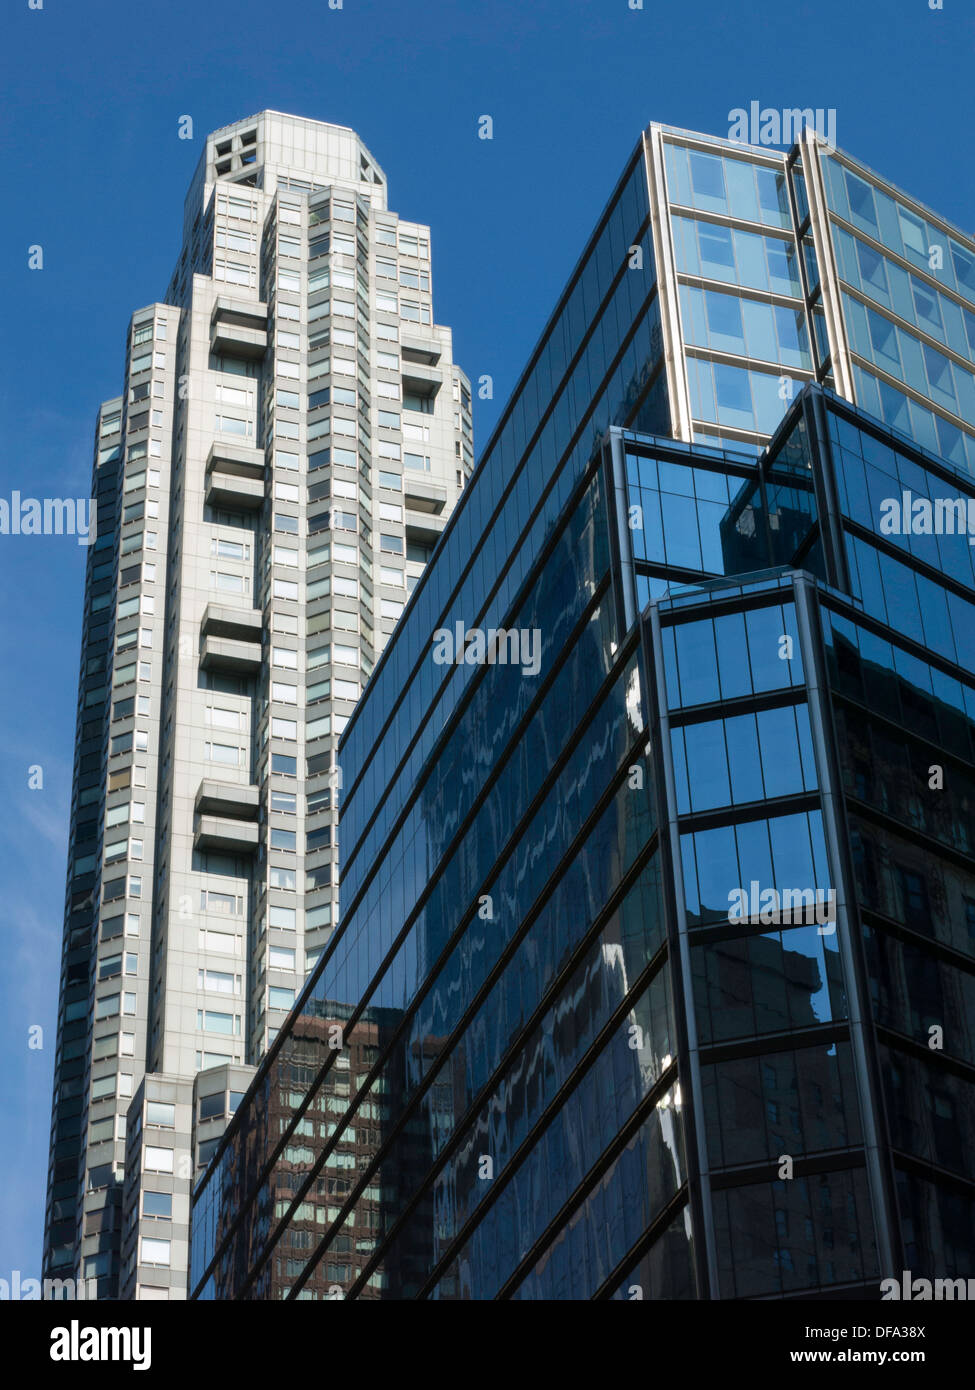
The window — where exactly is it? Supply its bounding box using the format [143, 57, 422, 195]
[207, 705, 245, 732]
[199, 929, 237, 953]
[214, 259, 255, 287]
[199, 1092, 225, 1121]
[95, 993, 120, 1019]
[146, 1102, 175, 1128]
[270, 829, 297, 852]
[197, 1050, 233, 1071]
[143, 1191, 172, 1219]
[144, 1147, 174, 1173]
[198, 968, 237, 994]
[211, 570, 248, 594]
[217, 226, 257, 254]
[306, 825, 331, 851]
[211, 537, 248, 561]
[269, 946, 296, 969]
[214, 413, 251, 436]
[205, 741, 243, 766]
[200, 889, 243, 915]
[269, 986, 296, 1010]
[140, 1237, 171, 1266]
[197, 1010, 239, 1035]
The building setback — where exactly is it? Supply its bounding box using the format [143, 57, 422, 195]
[42, 110, 472, 1300]
[187, 121, 975, 1299]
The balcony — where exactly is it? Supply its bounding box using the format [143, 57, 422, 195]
[199, 605, 263, 675]
[194, 816, 259, 854]
[194, 773, 259, 853]
[403, 476, 447, 515]
[205, 441, 267, 512]
[400, 334, 441, 366]
[401, 361, 442, 397]
[195, 779, 259, 821]
[201, 602, 263, 643]
[406, 514, 447, 548]
[205, 472, 265, 511]
[199, 635, 261, 675]
[210, 296, 268, 360]
[206, 441, 265, 478]
[200, 603, 263, 674]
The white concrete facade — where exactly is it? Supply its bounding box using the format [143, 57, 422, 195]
[44, 111, 472, 1300]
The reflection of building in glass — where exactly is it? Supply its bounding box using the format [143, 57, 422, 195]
[188, 123, 975, 1298]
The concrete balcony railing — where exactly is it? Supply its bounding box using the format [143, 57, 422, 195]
[205, 470, 265, 511]
[403, 476, 447, 515]
[201, 602, 263, 643]
[199, 634, 262, 675]
[205, 441, 267, 511]
[401, 361, 442, 397]
[194, 816, 260, 854]
[205, 441, 265, 478]
[195, 779, 259, 822]
[405, 509, 447, 546]
[400, 333, 441, 365]
[210, 296, 268, 360]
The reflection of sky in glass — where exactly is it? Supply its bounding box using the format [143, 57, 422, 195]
[762, 923, 841, 1025]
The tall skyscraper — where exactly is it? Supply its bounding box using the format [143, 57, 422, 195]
[188, 122, 975, 1299]
[42, 111, 472, 1300]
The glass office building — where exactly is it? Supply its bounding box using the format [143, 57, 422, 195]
[187, 123, 975, 1298]
[652, 121, 975, 464]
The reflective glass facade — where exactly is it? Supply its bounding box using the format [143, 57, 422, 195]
[818, 145, 975, 470]
[654, 124, 975, 471]
[657, 127, 823, 454]
[190, 379, 975, 1296]
[188, 125, 975, 1299]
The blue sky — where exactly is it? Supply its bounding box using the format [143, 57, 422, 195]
[1, 0, 972, 1280]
